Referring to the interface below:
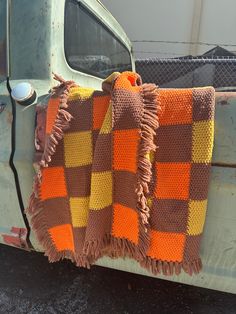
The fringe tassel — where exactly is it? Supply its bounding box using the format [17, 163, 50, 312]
[39, 74, 76, 167]
[140, 257, 202, 276]
[83, 234, 145, 265]
[82, 233, 202, 277]
[83, 234, 111, 260]
[136, 83, 161, 229]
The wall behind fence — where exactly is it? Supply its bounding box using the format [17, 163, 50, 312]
[101, 0, 236, 58]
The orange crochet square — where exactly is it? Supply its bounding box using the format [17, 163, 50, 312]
[155, 163, 191, 200]
[114, 72, 141, 92]
[159, 89, 193, 125]
[49, 224, 74, 252]
[147, 230, 185, 262]
[114, 129, 139, 173]
[46, 97, 60, 134]
[93, 95, 110, 129]
[112, 203, 139, 245]
[41, 167, 67, 200]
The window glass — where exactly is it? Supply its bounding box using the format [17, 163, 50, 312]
[64, 0, 132, 78]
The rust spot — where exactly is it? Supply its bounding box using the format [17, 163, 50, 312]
[6, 111, 13, 124]
[0, 103, 6, 113]
[2, 227, 28, 249]
[219, 100, 229, 106]
[216, 92, 236, 105]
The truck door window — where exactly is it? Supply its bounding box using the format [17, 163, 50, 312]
[64, 0, 132, 78]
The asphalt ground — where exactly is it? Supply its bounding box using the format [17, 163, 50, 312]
[0, 244, 235, 314]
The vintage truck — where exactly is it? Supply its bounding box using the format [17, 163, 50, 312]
[0, 0, 236, 294]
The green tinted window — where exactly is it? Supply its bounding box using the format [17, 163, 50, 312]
[64, 0, 132, 78]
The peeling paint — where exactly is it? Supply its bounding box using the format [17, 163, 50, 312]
[1, 227, 28, 249]
[6, 111, 13, 124]
[216, 92, 236, 107]
[219, 100, 229, 106]
[0, 102, 6, 113]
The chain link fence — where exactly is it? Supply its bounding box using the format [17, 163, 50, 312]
[135, 57, 236, 91]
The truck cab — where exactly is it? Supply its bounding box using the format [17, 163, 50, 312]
[0, 0, 236, 294]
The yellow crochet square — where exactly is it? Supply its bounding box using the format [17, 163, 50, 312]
[187, 200, 207, 235]
[100, 103, 112, 134]
[64, 131, 92, 167]
[68, 87, 94, 101]
[70, 197, 90, 227]
[89, 171, 112, 210]
[192, 120, 214, 163]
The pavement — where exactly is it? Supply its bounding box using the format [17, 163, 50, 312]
[0, 244, 235, 314]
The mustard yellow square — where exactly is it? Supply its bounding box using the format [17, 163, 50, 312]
[187, 200, 207, 235]
[64, 131, 92, 167]
[100, 103, 112, 134]
[70, 197, 90, 227]
[68, 87, 94, 101]
[192, 120, 214, 163]
[89, 171, 112, 210]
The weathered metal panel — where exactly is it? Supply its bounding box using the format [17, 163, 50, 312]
[213, 92, 236, 165]
[0, 80, 50, 250]
[0, 83, 29, 248]
[0, 0, 7, 81]
[10, 0, 52, 80]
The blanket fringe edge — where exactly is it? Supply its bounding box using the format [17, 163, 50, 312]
[39, 75, 76, 167]
[82, 236, 202, 276]
[140, 256, 202, 276]
[136, 83, 161, 228]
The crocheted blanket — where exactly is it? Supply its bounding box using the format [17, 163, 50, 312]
[28, 72, 215, 276]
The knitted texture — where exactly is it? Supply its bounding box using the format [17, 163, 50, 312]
[27, 72, 215, 276]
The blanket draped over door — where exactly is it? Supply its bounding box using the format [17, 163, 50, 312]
[27, 72, 215, 276]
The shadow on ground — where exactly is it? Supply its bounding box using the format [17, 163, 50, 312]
[0, 245, 235, 314]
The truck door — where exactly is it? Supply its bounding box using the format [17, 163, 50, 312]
[0, 0, 32, 249]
